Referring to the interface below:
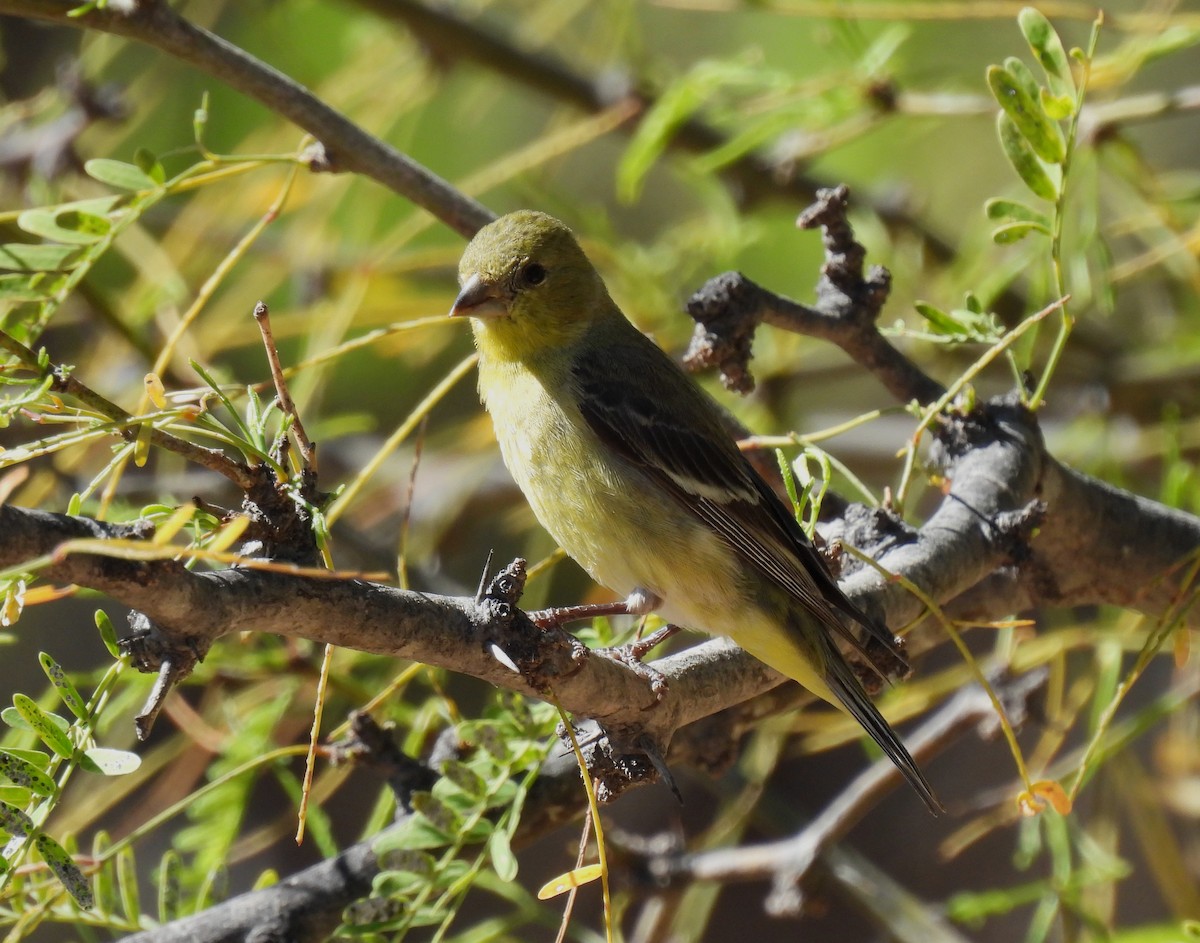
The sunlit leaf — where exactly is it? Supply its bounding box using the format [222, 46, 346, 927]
[84, 158, 160, 192]
[0, 244, 81, 273]
[11, 694, 73, 759]
[0, 749, 56, 797]
[488, 829, 518, 882]
[94, 610, 120, 658]
[36, 831, 94, 909]
[987, 64, 1066, 164]
[985, 198, 1051, 229]
[144, 373, 167, 409]
[996, 113, 1059, 201]
[39, 652, 88, 721]
[80, 747, 142, 776]
[992, 221, 1049, 244]
[1018, 8, 1075, 101]
[537, 863, 603, 899]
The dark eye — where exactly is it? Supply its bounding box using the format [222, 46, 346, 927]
[521, 262, 546, 287]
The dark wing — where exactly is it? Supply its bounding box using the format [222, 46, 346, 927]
[571, 340, 901, 666]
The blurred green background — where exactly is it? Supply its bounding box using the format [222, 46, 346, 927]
[1, 1, 1199, 940]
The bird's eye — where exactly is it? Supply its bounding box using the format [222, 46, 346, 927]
[521, 262, 547, 287]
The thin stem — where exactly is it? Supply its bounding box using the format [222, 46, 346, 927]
[1028, 14, 1102, 409]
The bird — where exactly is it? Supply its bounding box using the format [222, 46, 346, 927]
[449, 209, 941, 814]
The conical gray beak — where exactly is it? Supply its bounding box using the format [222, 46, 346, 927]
[449, 273, 508, 319]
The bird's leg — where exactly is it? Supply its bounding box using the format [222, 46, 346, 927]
[528, 599, 637, 629]
[527, 588, 661, 629]
[595, 589, 678, 703]
[529, 590, 676, 702]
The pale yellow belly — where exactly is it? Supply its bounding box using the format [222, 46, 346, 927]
[480, 358, 746, 635]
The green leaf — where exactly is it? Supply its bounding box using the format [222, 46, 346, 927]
[1019, 7, 1076, 101]
[1040, 89, 1075, 122]
[374, 812, 452, 852]
[488, 829, 518, 882]
[252, 868, 278, 890]
[0, 749, 57, 797]
[343, 895, 406, 930]
[409, 791, 459, 835]
[18, 206, 113, 245]
[439, 759, 487, 798]
[84, 158, 160, 192]
[0, 748, 49, 769]
[36, 831, 94, 909]
[0, 785, 32, 805]
[992, 221, 1050, 244]
[133, 148, 166, 185]
[996, 112, 1059, 201]
[80, 747, 142, 776]
[372, 868, 428, 897]
[987, 64, 1066, 164]
[377, 847, 435, 877]
[0, 799, 34, 837]
[985, 198, 1052, 228]
[117, 845, 139, 922]
[95, 609, 120, 658]
[92, 831, 116, 914]
[0, 243, 82, 273]
[1002, 57, 1043, 111]
[0, 272, 50, 301]
[11, 694, 74, 759]
[914, 301, 961, 334]
[616, 57, 770, 202]
[158, 844, 181, 916]
[39, 652, 89, 721]
[195, 864, 228, 912]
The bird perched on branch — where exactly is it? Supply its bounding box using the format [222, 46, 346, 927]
[450, 209, 941, 814]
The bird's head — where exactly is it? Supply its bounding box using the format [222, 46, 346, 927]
[450, 210, 610, 360]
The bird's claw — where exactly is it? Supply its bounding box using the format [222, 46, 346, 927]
[596, 624, 679, 703]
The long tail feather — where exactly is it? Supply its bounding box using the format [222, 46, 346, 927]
[819, 633, 944, 815]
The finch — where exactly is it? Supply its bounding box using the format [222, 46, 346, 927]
[451, 210, 941, 813]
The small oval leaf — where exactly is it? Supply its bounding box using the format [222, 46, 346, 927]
[94, 610, 120, 658]
[84, 159, 159, 192]
[996, 113, 1059, 201]
[0, 749, 57, 797]
[39, 652, 88, 721]
[538, 864, 603, 900]
[987, 64, 1066, 164]
[439, 759, 487, 798]
[0, 244, 82, 273]
[36, 832, 95, 909]
[157, 849, 182, 923]
[12, 694, 73, 759]
[1019, 7, 1076, 101]
[80, 748, 142, 776]
[0, 799, 34, 837]
[488, 828, 518, 882]
[992, 221, 1049, 244]
[984, 198, 1051, 228]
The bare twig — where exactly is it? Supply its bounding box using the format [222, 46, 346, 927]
[685, 187, 947, 405]
[253, 300, 316, 470]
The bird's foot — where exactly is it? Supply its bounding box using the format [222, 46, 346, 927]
[596, 623, 680, 703]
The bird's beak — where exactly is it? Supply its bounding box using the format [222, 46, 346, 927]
[449, 273, 509, 319]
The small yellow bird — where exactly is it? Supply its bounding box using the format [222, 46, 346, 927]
[451, 210, 941, 813]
